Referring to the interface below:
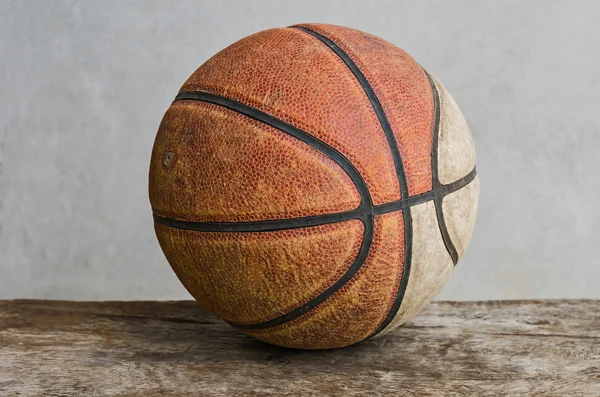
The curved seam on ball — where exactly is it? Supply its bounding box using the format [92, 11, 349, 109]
[424, 70, 459, 266]
[170, 90, 375, 330]
[289, 25, 415, 338]
[152, 173, 476, 232]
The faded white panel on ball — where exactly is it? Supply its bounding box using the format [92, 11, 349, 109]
[378, 201, 454, 335]
[442, 177, 480, 259]
[431, 74, 476, 185]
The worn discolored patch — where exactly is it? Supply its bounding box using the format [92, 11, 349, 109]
[431, 75, 476, 186]
[376, 201, 454, 335]
[442, 177, 480, 258]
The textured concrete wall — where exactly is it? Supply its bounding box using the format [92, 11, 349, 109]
[1, 0, 598, 300]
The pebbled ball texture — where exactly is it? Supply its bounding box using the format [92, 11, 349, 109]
[149, 24, 479, 349]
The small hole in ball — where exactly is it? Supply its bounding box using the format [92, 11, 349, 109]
[165, 151, 172, 165]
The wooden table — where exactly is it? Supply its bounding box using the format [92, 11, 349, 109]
[1, 300, 598, 396]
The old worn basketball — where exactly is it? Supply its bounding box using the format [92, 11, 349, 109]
[149, 24, 479, 349]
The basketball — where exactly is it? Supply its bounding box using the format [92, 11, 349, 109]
[149, 23, 479, 349]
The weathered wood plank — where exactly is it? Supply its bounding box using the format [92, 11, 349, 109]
[1, 300, 599, 396]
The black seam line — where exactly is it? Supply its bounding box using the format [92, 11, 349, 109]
[424, 70, 459, 266]
[291, 25, 413, 338]
[152, 168, 477, 233]
[441, 166, 477, 194]
[173, 90, 376, 330]
[371, 191, 431, 215]
[153, 209, 365, 233]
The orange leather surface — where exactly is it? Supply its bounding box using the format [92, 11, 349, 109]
[180, 27, 401, 205]
[240, 212, 404, 349]
[297, 24, 435, 196]
[154, 220, 364, 325]
[149, 100, 361, 222]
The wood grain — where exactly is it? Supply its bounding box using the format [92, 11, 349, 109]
[1, 300, 599, 396]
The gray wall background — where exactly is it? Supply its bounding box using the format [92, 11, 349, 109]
[1, 0, 598, 300]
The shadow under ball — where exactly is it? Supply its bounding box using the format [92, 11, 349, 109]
[149, 23, 479, 349]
